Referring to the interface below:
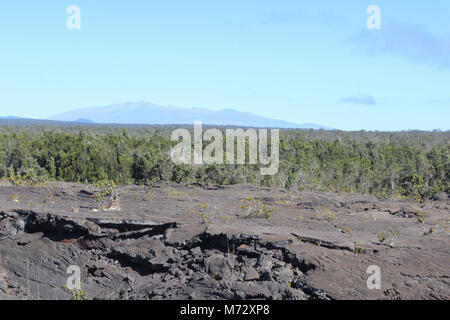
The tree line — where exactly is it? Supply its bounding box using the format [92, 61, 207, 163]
[0, 127, 448, 201]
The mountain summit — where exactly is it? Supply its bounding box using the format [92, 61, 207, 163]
[48, 102, 329, 129]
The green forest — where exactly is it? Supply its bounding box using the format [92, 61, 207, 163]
[0, 122, 448, 201]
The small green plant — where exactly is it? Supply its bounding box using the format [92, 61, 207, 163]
[353, 242, 366, 254]
[146, 187, 154, 200]
[209, 272, 219, 280]
[314, 207, 336, 222]
[240, 197, 278, 220]
[8, 175, 24, 186]
[45, 189, 55, 203]
[417, 211, 427, 224]
[7, 174, 49, 187]
[377, 231, 386, 243]
[94, 180, 120, 211]
[197, 202, 209, 210]
[9, 193, 21, 203]
[276, 191, 302, 206]
[187, 202, 211, 222]
[166, 188, 178, 197]
[64, 283, 88, 300]
[166, 188, 188, 197]
[376, 225, 400, 247]
[424, 222, 440, 236]
[71, 287, 88, 300]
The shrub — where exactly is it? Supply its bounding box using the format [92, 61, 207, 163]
[94, 180, 120, 211]
[240, 197, 278, 220]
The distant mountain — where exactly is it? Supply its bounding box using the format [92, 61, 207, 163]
[75, 118, 95, 123]
[0, 116, 23, 119]
[48, 102, 331, 129]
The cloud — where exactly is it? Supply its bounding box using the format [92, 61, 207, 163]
[352, 20, 450, 68]
[339, 94, 377, 106]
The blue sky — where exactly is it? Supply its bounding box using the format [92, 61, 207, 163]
[0, 0, 449, 131]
